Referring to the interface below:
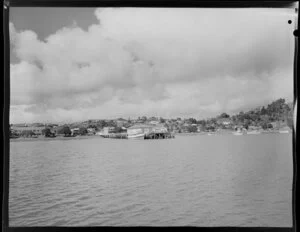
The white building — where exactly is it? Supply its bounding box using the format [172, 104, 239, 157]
[103, 127, 116, 135]
[127, 124, 168, 139]
[71, 128, 80, 135]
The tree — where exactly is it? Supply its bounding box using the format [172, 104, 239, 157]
[57, 126, 72, 136]
[188, 125, 198, 132]
[106, 120, 116, 127]
[208, 118, 217, 124]
[220, 113, 230, 118]
[206, 125, 215, 131]
[261, 122, 268, 130]
[267, 123, 273, 129]
[78, 127, 88, 135]
[97, 120, 107, 129]
[159, 117, 166, 123]
[198, 124, 206, 132]
[197, 120, 206, 126]
[21, 130, 36, 137]
[243, 119, 251, 130]
[87, 125, 98, 130]
[42, 128, 53, 137]
[231, 115, 237, 123]
[188, 118, 197, 124]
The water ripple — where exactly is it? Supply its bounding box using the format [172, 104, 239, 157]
[9, 134, 293, 226]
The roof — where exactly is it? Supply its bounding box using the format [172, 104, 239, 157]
[127, 124, 154, 129]
[116, 118, 126, 121]
[149, 121, 159, 124]
[128, 124, 167, 129]
[217, 118, 232, 123]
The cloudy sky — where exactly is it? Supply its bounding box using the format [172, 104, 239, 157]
[10, 7, 295, 124]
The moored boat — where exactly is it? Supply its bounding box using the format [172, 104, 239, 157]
[233, 128, 246, 135]
[127, 133, 145, 139]
[279, 130, 289, 134]
[246, 130, 261, 135]
[233, 131, 243, 136]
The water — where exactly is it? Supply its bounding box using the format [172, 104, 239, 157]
[9, 133, 293, 226]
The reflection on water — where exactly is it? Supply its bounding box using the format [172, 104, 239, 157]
[9, 133, 293, 226]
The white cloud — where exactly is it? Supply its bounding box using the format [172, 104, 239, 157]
[9, 8, 294, 123]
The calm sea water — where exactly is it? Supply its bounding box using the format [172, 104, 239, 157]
[9, 133, 293, 226]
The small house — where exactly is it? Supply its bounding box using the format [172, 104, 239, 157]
[71, 128, 80, 136]
[87, 128, 96, 135]
[103, 127, 116, 135]
[127, 124, 154, 137]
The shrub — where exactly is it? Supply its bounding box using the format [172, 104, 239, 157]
[20, 130, 36, 137]
[57, 126, 72, 136]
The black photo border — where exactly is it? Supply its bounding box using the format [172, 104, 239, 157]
[2, 1, 299, 231]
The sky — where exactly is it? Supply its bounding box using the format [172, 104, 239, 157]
[9, 7, 296, 124]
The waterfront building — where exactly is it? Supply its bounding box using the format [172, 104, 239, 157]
[87, 128, 96, 135]
[127, 124, 168, 139]
[127, 124, 153, 138]
[103, 127, 116, 135]
[152, 124, 168, 133]
[71, 128, 80, 136]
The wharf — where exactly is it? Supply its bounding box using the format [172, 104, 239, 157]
[144, 132, 175, 139]
[100, 133, 128, 139]
[100, 132, 175, 139]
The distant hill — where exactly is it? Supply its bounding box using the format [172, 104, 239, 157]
[11, 98, 293, 132]
[206, 98, 293, 130]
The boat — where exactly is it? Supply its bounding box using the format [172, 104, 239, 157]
[246, 130, 261, 135]
[233, 128, 245, 136]
[233, 131, 243, 136]
[127, 133, 145, 139]
[279, 130, 289, 134]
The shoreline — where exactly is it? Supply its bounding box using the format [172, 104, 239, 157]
[10, 130, 291, 142]
[9, 135, 101, 142]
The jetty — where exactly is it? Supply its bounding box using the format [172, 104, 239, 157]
[127, 123, 175, 140]
[144, 132, 174, 139]
[99, 133, 128, 139]
[99, 131, 175, 139]
[97, 124, 175, 140]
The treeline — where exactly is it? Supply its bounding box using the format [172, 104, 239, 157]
[10, 98, 293, 138]
[195, 98, 293, 131]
